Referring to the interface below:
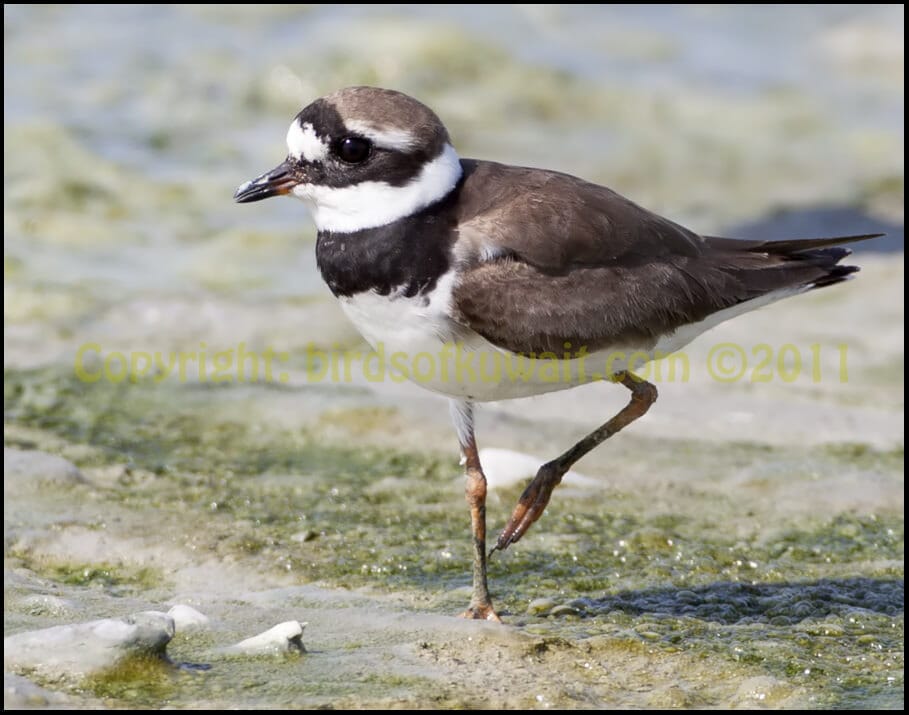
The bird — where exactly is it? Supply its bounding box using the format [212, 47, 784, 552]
[235, 86, 880, 622]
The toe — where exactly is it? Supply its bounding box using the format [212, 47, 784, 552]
[459, 604, 502, 622]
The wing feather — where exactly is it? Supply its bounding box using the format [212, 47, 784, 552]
[449, 161, 873, 355]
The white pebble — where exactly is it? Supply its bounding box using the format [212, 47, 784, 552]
[167, 604, 210, 632]
[225, 621, 307, 655]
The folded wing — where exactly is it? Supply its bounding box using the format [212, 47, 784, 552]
[450, 161, 880, 355]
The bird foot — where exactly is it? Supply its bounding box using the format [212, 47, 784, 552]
[459, 602, 502, 622]
[494, 462, 564, 552]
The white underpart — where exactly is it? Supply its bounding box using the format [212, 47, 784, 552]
[292, 143, 463, 233]
[340, 270, 463, 362]
[449, 399, 474, 455]
[340, 281, 810, 402]
[286, 121, 328, 162]
[652, 286, 807, 355]
[343, 119, 416, 151]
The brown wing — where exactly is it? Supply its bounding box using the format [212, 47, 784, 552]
[450, 161, 877, 355]
[453, 258, 747, 355]
[452, 160, 705, 268]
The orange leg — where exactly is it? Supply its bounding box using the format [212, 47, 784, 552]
[453, 401, 501, 622]
[493, 372, 657, 553]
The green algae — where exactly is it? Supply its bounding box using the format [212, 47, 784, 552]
[18, 557, 164, 595]
[5, 368, 903, 594]
[4, 364, 903, 707]
[83, 653, 177, 707]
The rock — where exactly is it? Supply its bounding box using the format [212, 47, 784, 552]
[733, 675, 796, 707]
[3, 448, 86, 497]
[3, 611, 174, 678]
[290, 530, 319, 543]
[4, 672, 70, 708]
[19, 594, 76, 618]
[167, 604, 210, 632]
[636, 630, 662, 641]
[224, 621, 307, 655]
[550, 604, 582, 617]
[526, 597, 558, 615]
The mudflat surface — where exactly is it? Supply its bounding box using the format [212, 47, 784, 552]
[5, 256, 903, 708]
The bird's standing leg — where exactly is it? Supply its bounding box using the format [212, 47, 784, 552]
[450, 400, 501, 622]
[493, 371, 657, 553]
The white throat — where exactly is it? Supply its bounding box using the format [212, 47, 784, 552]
[291, 144, 463, 233]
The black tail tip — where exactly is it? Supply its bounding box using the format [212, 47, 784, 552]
[813, 264, 860, 288]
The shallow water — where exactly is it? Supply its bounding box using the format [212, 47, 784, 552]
[3, 4, 905, 710]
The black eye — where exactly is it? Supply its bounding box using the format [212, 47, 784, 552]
[335, 136, 371, 164]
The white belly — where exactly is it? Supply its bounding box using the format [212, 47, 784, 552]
[338, 279, 801, 402]
[337, 273, 636, 401]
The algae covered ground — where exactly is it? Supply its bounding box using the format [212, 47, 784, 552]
[4, 4, 904, 710]
[4, 328, 904, 708]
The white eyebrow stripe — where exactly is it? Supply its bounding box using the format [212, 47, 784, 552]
[344, 120, 417, 151]
[286, 121, 328, 162]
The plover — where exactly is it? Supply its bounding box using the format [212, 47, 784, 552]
[236, 86, 879, 621]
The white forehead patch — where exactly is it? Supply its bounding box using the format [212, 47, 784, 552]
[286, 120, 328, 162]
[344, 119, 416, 152]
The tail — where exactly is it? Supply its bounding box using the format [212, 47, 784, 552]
[705, 233, 883, 292]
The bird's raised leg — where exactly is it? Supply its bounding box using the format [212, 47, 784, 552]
[450, 400, 501, 622]
[493, 372, 657, 553]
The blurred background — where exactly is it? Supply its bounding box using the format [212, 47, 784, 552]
[4, 6, 904, 709]
[4, 4, 904, 369]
